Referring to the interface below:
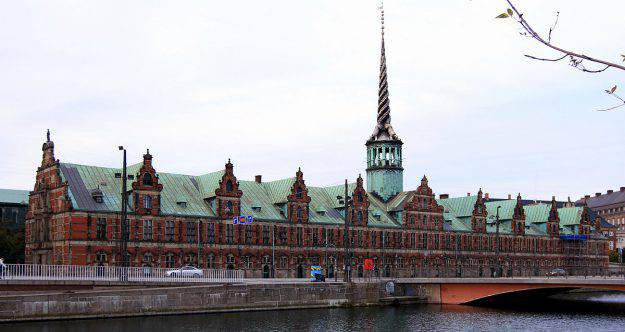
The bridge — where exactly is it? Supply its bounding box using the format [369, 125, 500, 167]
[392, 277, 625, 304]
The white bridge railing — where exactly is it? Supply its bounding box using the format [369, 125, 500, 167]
[0, 264, 244, 282]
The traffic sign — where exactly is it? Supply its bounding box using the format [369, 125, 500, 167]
[364, 258, 374, 271]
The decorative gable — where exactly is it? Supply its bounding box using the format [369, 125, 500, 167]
[287, 168, 311, 223]
[579, 206, 591, 235]
[403, 176, 444, 230]
[512, 193, 526, 235]
[215, 159, 243, 219]
[547, 196, 560, 237]
[348, 175, 370, 226]
[471, 188, 487, 233]
[132, 149, 163, 216]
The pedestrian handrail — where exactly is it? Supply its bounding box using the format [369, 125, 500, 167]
[0, 264, 244, 282]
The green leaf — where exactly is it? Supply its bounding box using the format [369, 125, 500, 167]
[507, 8, 514, 17]
[621, 54, 625, 62]
[495, 13, 509, 19]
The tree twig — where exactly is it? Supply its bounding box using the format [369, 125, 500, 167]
[505, 0, 625, 72]
[524, 54, 567, 62]
[547, 11, 559, 44]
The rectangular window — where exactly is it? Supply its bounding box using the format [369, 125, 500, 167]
[312, 229, 319, 246]
[207, 223, 215, 244]
[226, 224, 234, 244]
[143, 220, 153, 241]
[165, 221, 175, 241]
[245, 225, 253, 244]
[263, 226, 270, 245]
[296, 227, 303, 246]
[96, 218, 107, 240]
[187, 222, 196, 243]
[279, 226, 287, 245]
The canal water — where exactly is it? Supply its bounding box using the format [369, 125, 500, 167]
[4, 302, 625, 332]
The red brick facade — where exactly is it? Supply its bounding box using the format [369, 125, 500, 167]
[24, 136, 610, 278]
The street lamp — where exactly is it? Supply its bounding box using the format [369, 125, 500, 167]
[336, 179, 352, 283]
[116, 146, 129, 281]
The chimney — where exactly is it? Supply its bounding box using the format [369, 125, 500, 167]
[584, 195, 590, 199]
[607, 190, 614, 194]
[621, 187, 625, 192]
[439, 194, 449, 199]
[485, 192, 490, 200]
[255, 175, 262, 184]
[467, 192, 471, 197]
[508, 194, 512, 200]
[595, 193, 602, 197]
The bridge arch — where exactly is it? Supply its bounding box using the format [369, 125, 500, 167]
[439, 282, 625, 304]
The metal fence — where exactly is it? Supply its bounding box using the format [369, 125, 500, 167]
[0, 264, 244, 282]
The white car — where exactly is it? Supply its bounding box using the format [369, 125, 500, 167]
[166, 265, 204, 278]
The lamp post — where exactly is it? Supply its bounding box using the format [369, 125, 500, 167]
[117, 146, 129, 281]
[197, 219, 201, 269]
[337, 179, 352, 283]
[495, 206, 501, 278]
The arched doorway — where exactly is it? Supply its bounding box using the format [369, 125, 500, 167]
[263, 265, 270, 278]
[384, 265, 391, 278]
[328, 265, 334, 279]
[357, 265, 364, 278]
[297, 265, 304, 278]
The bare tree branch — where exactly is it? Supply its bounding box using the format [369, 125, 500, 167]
[547, 11, 559, 44]
[596, 89, 625, 111]
[524, 54, 567, 62]
[504, 0, 625, 72]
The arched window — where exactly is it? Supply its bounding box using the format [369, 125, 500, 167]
[421, 198, 427, 209]
[477, 205, 482, 214]
[226, 201, 233, 213]
[143, 173, 152, 186]
[297, 207, 303, 221]
[296, 187, 303, 199]
[144, 195, 152, 209]
[358, 193, 363, 202]
[226, 180, 234, 192]
[357, 211, 363, 223]
[165, 253, 175, 268]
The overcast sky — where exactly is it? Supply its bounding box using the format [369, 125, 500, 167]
[0, 0, 623, 200]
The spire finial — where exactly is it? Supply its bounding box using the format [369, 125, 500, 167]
[46, 129, 50, 142]
[377, 1, 391, 127]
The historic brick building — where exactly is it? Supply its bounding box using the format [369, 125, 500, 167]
[25, 11, 609, 278]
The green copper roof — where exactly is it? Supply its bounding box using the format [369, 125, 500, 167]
[0, 189, 30, 205]
[55, 161, 596, 235]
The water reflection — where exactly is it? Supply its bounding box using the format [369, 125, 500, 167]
[4, 303, 625, 332]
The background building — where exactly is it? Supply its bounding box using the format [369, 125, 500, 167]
[0, 188, 29, 262]
[579, 188, 624, 251]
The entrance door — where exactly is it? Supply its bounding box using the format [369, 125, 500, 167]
[328, 265, 334, 279]
[297, 265, 304, 278]
[357, 265, 364, 278]
[263, 265, 270, 278]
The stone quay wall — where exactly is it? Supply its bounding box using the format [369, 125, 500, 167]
[0, 282, 384, 322]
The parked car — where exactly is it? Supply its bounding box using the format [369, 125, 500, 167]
[547, 268, 567, 277]
[166, 265, 203, 278]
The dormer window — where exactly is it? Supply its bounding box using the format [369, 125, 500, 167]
[357, 211, 363, 223]
[477, 206, 483, 214]
[177, 202, 187, 208]
[357, 193, 363, 202]
[226, 201, 233, 213]
[297, 207, 303, 221]
[91, 188, 104, 204]
[144, 195, 152, 209]
[143, 173, 152, 186]
[226, 180, 234, 193]
[296, 187, 303, 199]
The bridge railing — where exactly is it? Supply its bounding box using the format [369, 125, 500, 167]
[0, 264, 244, 282]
